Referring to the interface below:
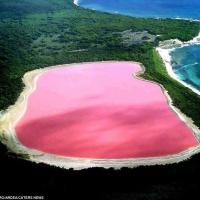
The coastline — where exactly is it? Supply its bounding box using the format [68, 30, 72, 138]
[0, 61, 200, 170]
[156, 32, 200, 96]
[74, 0, 200, 96]
[72, 0, 200, 22]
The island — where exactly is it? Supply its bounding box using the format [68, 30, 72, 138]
[0, 0, 200, 197]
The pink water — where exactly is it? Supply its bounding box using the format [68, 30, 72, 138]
[15, 62, 198, 159]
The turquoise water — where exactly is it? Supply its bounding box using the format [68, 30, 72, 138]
[78, 0, 200, 92]
[171, 45, 200, 91]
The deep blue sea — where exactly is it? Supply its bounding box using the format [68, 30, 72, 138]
[78, 0, 200, 19]
[78, 0, 200, 92]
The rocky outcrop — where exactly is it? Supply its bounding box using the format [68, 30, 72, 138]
[120, 30, 157, 46]
[158, 39, 183, 49]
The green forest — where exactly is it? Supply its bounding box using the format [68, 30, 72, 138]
[1, 0, 200, 198]
[1, 0, 200, 127]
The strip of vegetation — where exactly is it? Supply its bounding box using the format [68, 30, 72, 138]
[142, 49, 200, 128]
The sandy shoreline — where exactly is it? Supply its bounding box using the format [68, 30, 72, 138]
[0, 61, 200, 170]
[156, 32, 200, 96]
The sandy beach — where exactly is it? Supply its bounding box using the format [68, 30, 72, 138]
[156, 32, 200, 96]
[0, 61, 200, 170]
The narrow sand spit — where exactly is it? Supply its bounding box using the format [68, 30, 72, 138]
[156, 32, 200, 96]
[0, 61, 200, 170]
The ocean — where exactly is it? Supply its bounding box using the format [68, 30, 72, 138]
[171, 45, 200, 91]
[78, 0, 200, 20]
[78, 0, 200, 92]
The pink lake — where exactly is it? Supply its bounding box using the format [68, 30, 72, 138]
[15, 62, 198, 159]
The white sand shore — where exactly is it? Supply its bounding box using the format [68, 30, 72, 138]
[0, 61, 200, 170]
[73, 0, 79, 6]
[156, 32, 200, 96]
[175, 17, 200, 22]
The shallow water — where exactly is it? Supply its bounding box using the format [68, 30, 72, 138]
[171, 45, 200, 91]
